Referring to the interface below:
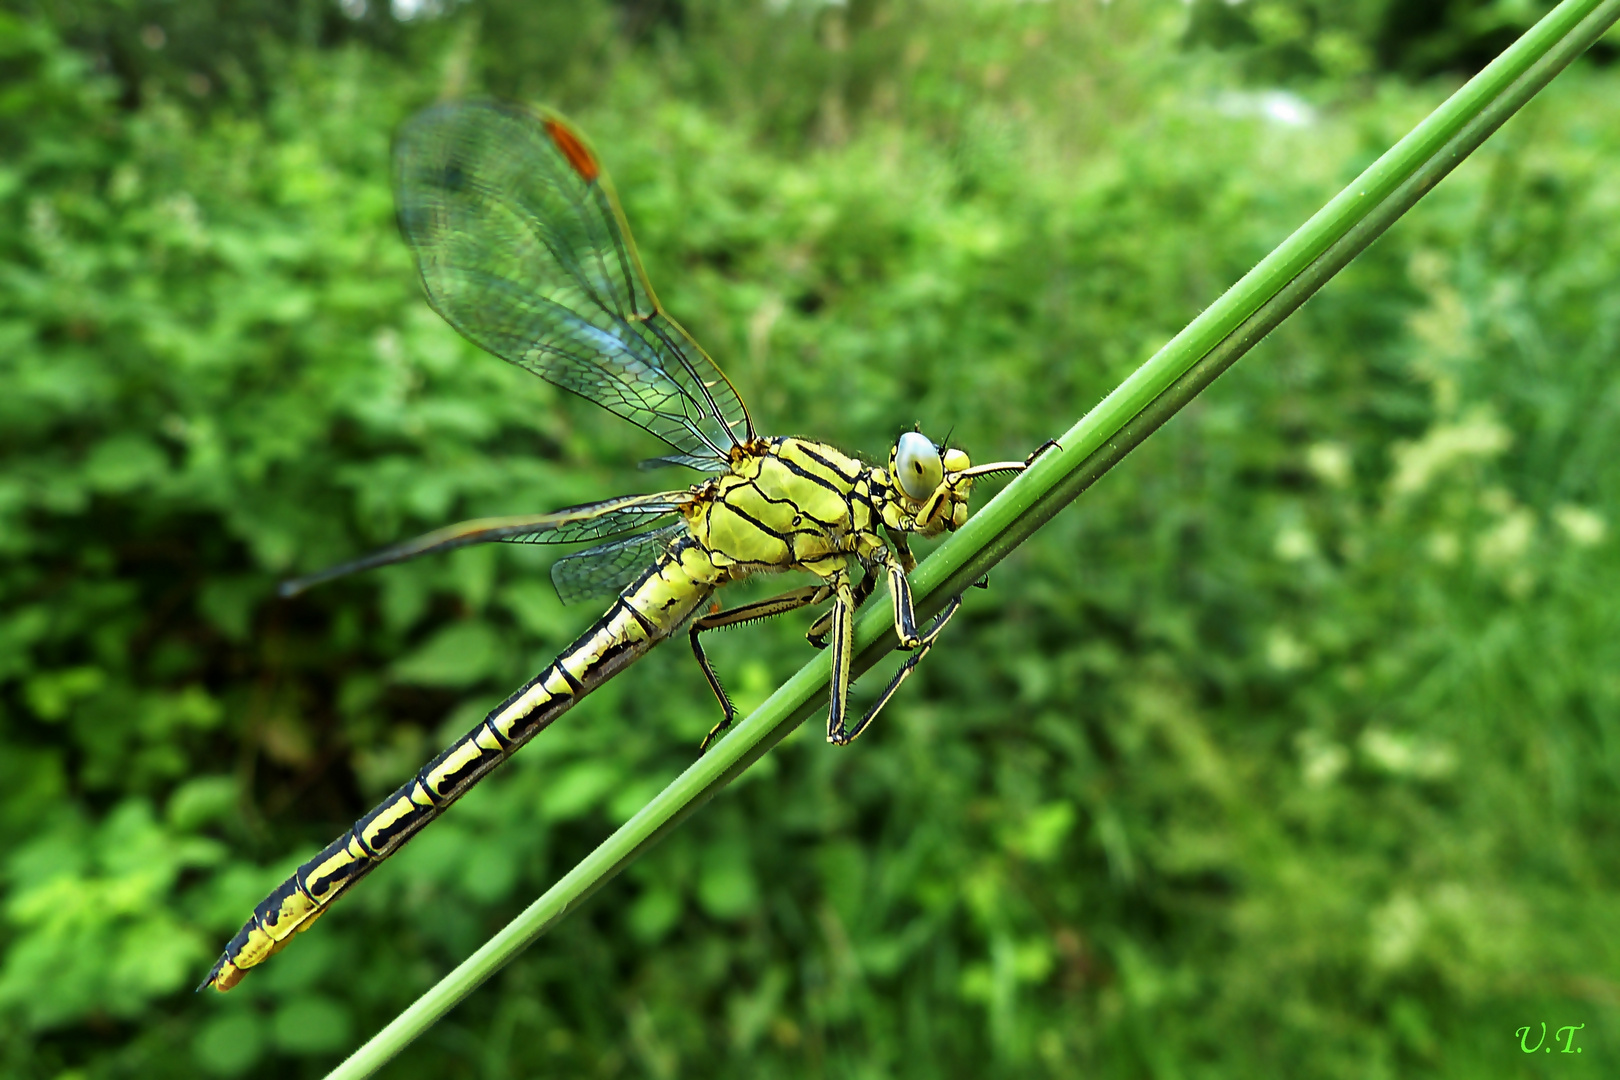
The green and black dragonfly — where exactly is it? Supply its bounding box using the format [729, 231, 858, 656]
[203, 101, 1034, 992]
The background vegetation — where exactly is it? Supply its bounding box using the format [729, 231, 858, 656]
[4, 1, 1619, 1076]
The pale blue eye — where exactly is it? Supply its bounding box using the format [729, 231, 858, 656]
[895, 432, 943, 500]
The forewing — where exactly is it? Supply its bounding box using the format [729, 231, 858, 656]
[550, 522, 688, 605]
[394, 101, 752, 467]
[280, 492, 692, 597]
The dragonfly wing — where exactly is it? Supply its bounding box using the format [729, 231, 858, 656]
[280, 492, 693, 597]
[394, 101, 752, 467]
[638, 452, 732, 472]
[489, 492, 690, 545]
[550, 522, 689, 605]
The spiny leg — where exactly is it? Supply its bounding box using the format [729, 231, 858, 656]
[829, 550, 977, 745]
[824, 573, 859, 745]
[882, 548, 928, 648]
[834, 591, 966, 745]
[947, 439, 1062, 485]
[807, 566, 877, 649]
[692, 585, 828, 753]
[1025, 437, 1061, 466]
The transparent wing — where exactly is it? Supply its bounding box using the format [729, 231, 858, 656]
[550, 522, 688, 605]
[280, 492, 693, 597]
[394, 101, 753, 468]
[638, 453, 728, 472]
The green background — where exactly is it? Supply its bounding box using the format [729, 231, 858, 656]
[4, 1, 1619, 1076]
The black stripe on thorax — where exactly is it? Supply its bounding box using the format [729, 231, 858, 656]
[790, 442, 864, 483]
[714, 498, 793, 545]
[767, 451, 852, 501]
[849, 484, 882, 516]
[727, 478, 844, 530]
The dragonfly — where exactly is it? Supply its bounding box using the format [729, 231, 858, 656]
[202, 100, 1036, 992]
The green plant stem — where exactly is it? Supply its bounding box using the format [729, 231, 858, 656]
[325, 1, 1619, 1076]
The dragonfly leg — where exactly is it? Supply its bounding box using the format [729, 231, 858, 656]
[692, 585, 827, 753]
[807, 566, 877, 649]
[881, 548, 932, 649]
[947, 438, 1062, 486]
[835, 592, 966, 744]
[888, 532, 917, 574]
[824, 573, 860, 745]
[828, 547, 971, 745]
[1025, 437, 1061, 466]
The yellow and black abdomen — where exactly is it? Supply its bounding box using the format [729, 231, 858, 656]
[202, 537, 721, 991]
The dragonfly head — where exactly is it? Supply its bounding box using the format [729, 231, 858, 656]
[885, 430, 977, 537]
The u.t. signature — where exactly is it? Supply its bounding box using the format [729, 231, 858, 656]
[1516, 1022, 1584, 1054]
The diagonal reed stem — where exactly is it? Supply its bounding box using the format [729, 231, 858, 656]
[325, 1, 1620, 1075]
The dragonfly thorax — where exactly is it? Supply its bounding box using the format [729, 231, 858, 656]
[680, 437, 883, 581]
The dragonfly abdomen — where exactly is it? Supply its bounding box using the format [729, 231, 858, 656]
[203, 538, 719, 991]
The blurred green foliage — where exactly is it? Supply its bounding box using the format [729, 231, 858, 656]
[4, 1, 1620, 1076]
[1182, 0, 1620, 80]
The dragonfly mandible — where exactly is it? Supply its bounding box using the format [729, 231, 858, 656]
[202, 101, 1034, 992]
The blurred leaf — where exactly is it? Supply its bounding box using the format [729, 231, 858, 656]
[390, 621, 505, 687]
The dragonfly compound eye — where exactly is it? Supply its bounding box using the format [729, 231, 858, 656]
[895, 431, 943, 501]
